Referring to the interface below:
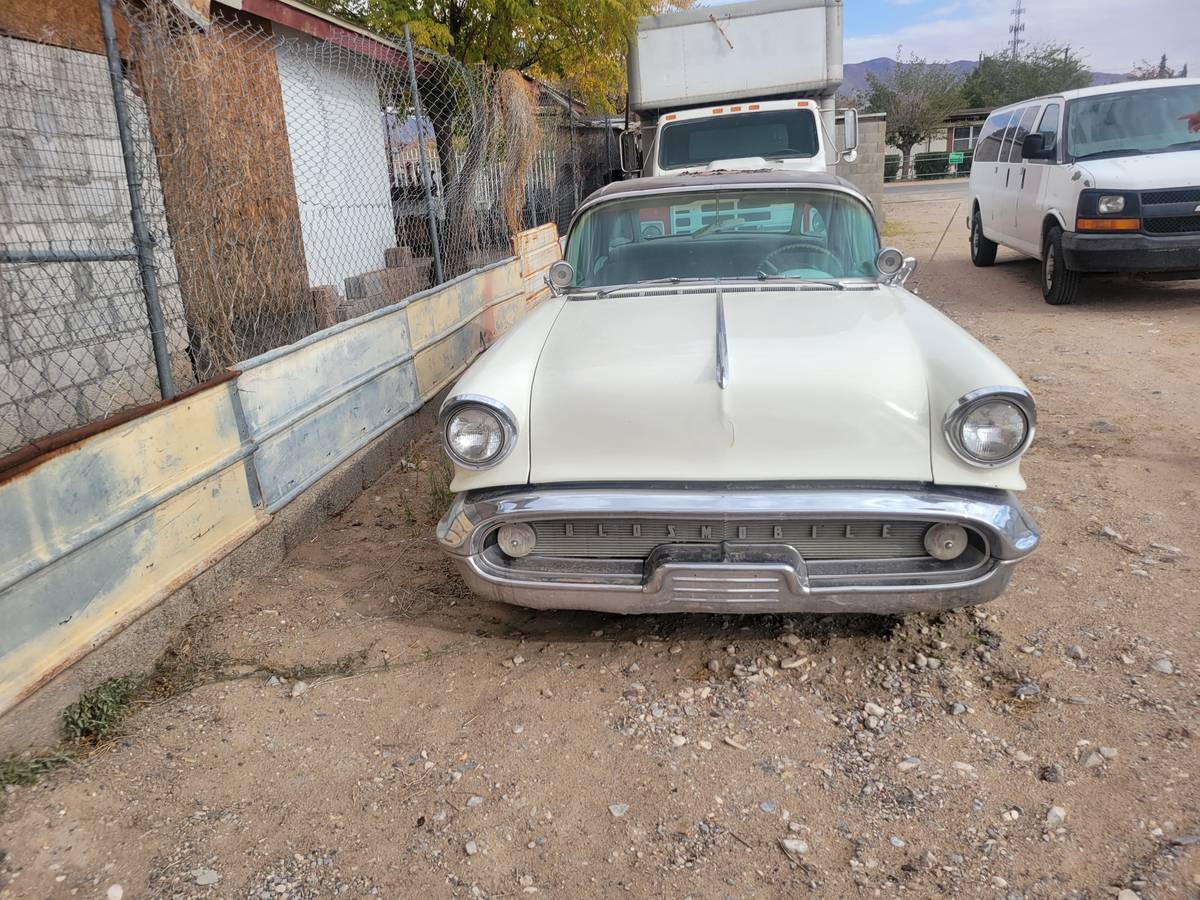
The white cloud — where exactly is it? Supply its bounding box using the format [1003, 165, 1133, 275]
[846, 0, 1200, 73]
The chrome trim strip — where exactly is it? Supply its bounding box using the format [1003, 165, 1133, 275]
[715, 287, 730, 389]
[437, 483, 1040, 561]
[438, 394, 519, 470]
[942, 386, 1037, 469]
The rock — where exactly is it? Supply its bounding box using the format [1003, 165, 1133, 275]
[192, 869, 222, 886]
[1151, 658, 1174, 675]
[706, 659, 722, 674]
[267, 675, 281, 686]
[609, 803, 629, 818]
[780, 657, 805, 669]
[671, 735, 687, 748]
[780, 837, 809, 856]
[1013, 750, 1033, 763]
[467, 795, 484, 807]
[951, 761, 976, 775]
[896, 757, 922, 773]
[1117, 891, 1140, 900]
[1099, 746, 1119, 759]
[760, 800, 778, 813]
[864, 702, 886, 718]
[698, 740, 713, 750]
[1082, 751, 1105, 768]
[1046, 806, 1067, 826]
[889, 836, 905, 848]
[723, 736, 748, 751]
[779, 634, 802, 648]
[926, 657, 942, 670]
[991, 876, 1008, 888]
[1067, 644, 1087, 661]
[1101, 526, 1123, 541]
[512, 724, 525, 734]
[465, 841, 479, 856]
[290, 681, 309, 698]
[949, 702, 967, 716]
[1013, 681, 1041, 700]
[512, 655, 525, 666]
[1040, 764, 1065, 783]
[914, 653, 928, 669]
[107, 887, 124, 900]
[624, 663, 640, 675]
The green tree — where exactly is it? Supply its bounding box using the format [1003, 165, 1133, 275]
[1128, 54, 1187, 80]
[961, 44, 1092, 108]
[864, 54, 963, 181]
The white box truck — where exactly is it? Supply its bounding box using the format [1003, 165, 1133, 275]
[622, 0, 856, 177]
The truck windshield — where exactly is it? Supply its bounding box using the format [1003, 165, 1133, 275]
[1067, 84, 1200, 160]
[565, 189, 879, 288]
[658, 109, 820, 170]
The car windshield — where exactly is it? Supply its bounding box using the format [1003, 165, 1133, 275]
[1067, 84, 1200, 159]
[565, 188, 879, 289]
[658, 109, 820, 169]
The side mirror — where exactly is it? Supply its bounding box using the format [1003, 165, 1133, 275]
[546, 259, 574, 295]
[619, 130, 642, 175]
[841, 108, 859, 163]
[1021, 132, 1054, 160]
[876, 246, 917, 286]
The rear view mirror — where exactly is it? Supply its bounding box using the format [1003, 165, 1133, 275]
[1021, 133, 1054, 160]
[842, 108, 859, 162]
[619, 130, 642, 176]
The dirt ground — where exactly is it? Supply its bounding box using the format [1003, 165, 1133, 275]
[2, 189, 1198, 900]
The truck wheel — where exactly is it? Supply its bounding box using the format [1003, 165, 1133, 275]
[970, 209, 997, 267]
[1041, 225, 1080, 305]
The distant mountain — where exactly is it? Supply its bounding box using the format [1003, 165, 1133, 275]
[841, 57, 1127, 99]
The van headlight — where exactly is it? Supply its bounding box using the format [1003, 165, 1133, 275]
[1097, 195, 1126, 214]
[943, 388, 1035, 467]
[440, 396, 517, 469]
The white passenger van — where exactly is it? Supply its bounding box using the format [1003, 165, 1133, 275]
[967, 78, 1200, 304]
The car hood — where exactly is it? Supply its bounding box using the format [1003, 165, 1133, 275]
[527, 286, 935, 484]
[1075, 150, 1200, 189]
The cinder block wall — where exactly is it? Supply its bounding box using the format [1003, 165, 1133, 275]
[0, 36, 191, 453]
[835, 112, 886, 226]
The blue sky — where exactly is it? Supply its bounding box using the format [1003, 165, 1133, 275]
[704, 0, 1199, 73]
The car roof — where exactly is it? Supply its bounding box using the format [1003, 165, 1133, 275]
[989, 76, 1200, 113]
[583, 169, 860, 205]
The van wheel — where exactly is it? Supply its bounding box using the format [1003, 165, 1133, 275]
[1041, 226, 1080, 305]
[970, 210, 997, 267]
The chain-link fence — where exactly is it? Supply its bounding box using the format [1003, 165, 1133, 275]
[1, 0, 607, 458]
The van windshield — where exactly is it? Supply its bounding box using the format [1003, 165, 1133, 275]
[565, 188, 879, 288]
[1067, 84, 1200, 160]
[658, 109, 820, 170]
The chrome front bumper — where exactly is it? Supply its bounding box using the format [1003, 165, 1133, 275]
[436, 484, 1040, 615]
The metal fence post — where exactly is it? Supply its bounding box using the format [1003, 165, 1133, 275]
[403, 25, 445, 286]
[97, 0, 175, 400]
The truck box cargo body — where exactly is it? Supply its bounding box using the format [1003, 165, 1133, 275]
[624, 0, 849, 177]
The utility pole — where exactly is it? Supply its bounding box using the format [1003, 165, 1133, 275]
[1008, 2, 1026, 58]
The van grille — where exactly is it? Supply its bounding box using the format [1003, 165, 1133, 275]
[522, 519, 934, 560]
[1143, 215, 1200, 235]
[1142, 188, 1200, 206]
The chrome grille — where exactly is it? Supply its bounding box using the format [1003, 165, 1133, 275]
[522, 519, 933, 559]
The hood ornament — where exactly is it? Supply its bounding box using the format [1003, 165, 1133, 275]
[715, 287, 730, 390]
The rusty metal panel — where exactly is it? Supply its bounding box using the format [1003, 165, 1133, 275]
[512, 222, 558, 257]
[519, 241, 562, 278]
[0, 379, 265, 715]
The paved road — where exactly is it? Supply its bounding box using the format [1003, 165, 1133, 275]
[884, 177, 969, 205]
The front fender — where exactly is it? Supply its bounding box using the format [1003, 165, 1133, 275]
[444, 299, 566, 492]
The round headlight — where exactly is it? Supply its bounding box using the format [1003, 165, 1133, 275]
[961, 400, 1028, 461]
[944, 390, 1035, 467]
[442, 399, 515, 468]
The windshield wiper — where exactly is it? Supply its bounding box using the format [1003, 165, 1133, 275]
[590, 277, 698, 298]
[1162, 140, 1200, 151]
[752, 271, 846, 290]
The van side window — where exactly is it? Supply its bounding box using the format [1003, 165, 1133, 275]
[974, 111, 1011, 164]
[1034, 103, 1061, 159]
[998, 107, 1026, 161]
[1007, 106, 1040, 162]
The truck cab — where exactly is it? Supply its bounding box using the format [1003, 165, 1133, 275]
[629, 98, 848, 177]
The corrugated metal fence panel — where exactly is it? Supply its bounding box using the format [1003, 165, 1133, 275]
[236, 300, 420, 513]
[0, 379, 266, 714]
[410, 259, 524, 400]
[515, 223, 561, 306]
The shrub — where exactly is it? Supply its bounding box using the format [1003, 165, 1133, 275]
[884, 154, 901, 181]
[914, 152, 950, 179]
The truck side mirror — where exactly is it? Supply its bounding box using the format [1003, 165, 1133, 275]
[841, 108, 859, 163]
[1021, 133, 1054, 160]
[619, 130, 642, 176]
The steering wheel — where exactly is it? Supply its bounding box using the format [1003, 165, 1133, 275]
[758, 242, 840, 275]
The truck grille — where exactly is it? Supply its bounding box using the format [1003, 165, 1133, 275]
[1142, 188, 1200, 205]
[523, 519, 935, 560]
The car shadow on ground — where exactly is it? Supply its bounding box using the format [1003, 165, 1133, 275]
[967, 256, 1200, 311]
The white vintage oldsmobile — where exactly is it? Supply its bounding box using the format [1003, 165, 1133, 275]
[436, 172, 1040, 615]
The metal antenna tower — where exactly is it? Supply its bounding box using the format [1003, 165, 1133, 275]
[1008, 2, 1026, 57]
